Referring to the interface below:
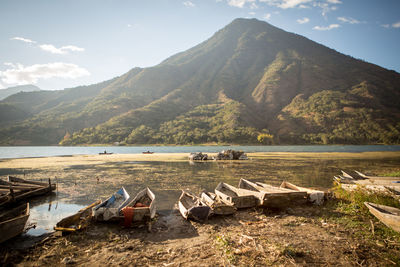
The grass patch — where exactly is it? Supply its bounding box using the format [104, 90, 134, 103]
[381, 171, 400, 177]
[215, 234, 236, 264]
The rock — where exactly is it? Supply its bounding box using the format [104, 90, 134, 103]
[188, 152, 208, 160]
[215, 149, 248, 160]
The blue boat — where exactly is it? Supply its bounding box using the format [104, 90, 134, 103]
[93, 187, 130, 221]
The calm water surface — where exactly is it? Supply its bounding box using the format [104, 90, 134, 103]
[1, 145, 400, 159]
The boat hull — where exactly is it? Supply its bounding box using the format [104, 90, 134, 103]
[364, 202, 400, 232]
[0, 203, 30, 243]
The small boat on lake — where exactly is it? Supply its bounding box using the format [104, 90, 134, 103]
[364, 202, 400, 232]
[280, 181, 325, 205]
[214, 182, 257, 209]
[54, 200, 101, 232]
[238, 179, 307, 208]
[142, 151, 154, 154]
[93, 187, 130, 221]
[0, 203, 30, 243]
[200, 191, 236, 215]
[99, 150, 113, 155]
[178, 190, 211, 222]
[120, 187, 156, 227]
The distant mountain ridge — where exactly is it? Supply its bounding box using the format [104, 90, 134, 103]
[0, 18, 399, 145]
[0, 84, 41, 100]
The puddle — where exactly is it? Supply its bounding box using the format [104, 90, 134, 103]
[27, 201, 84, 236]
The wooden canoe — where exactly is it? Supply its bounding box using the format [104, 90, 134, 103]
[93, 187, 130, 221]
[238, 179, 307, 208]
[214, 182, 257, 209]
[280, 181, 325, 205]
[142, 151, 154, 154]
[54, 200, 101, 232]
[0, 203, 30, 243]
[8, 176, 56, 190]
[119, 187, 156, 226]
[200, 191, 236, 215]
[364, 202, 400, 232]
[356, 171, 400, 180]
[178, 190, 210, 222]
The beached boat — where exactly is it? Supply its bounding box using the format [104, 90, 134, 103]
[356, 171, 400, 180]
[214, 182, 257, 209]
[280, 181, 325, 205]
[200, 191, 236, 215]
[178, 190, 211, 222]
[142, 151, 154, 154]
[119, 187, 156, 226]
[0, 176, 56, 207]
[54, 200, 101, 232]
[238, 179, 307, 208]
[364, 202, 400, 232]
[0, 203, 30, 243]
[93, 187, 130, 221]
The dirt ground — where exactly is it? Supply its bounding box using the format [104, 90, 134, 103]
[1, 202, 399, 266]
[1, 152, 400, 266]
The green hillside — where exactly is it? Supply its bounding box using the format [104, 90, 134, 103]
[1, 18, 399, 145]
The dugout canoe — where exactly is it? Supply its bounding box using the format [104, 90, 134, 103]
[54, 200, 101, 232]
[280, 181, 325, 205]
[364, 202, 400, 233]
[215, 182, 257, 209]
[0, 203, 30, 243]
[238, 179, 307, 208]
[178, 190, 210, 223]
[200, 191, 236, 215]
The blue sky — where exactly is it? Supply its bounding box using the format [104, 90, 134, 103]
[0, 0, 399, 91]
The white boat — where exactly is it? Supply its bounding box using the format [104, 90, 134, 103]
[93, 187, 130, 221]
[214, 182, 257, 209]
[200, 191, 236, 215]
[120, 187, 156, 226]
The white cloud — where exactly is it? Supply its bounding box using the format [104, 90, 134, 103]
[264, 13, 271, 20]
[326, 0, 341, 3]
[313, 24, 340, 30]
[297, 17, 310, 24]
[183, 1, 195, 7]
[227, 0, 255, 8]
[392, 21, 400, 28]
[249, 11, 256, 15]
[11, 37, 36, 44]
[381, 24, 390, 29]
[250, 2, 258, 9]
[337, 17, 360, 24]
[260, 0, 311, 9]
[39, 44, 85, 54]
[0, 62, 90, 85]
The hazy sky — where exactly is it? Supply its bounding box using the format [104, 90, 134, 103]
[0, 0, 399, 91]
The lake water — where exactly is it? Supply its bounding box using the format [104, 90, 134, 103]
[0, 145, 400, 159]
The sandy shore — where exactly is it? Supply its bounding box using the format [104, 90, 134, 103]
[1, 151, 399, 170]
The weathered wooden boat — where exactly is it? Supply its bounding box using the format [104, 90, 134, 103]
[333, 175, 355, 184]
[280, 181, 325, 205]
[0, 203, 30, 243]
[364, 202, 400, 232]
[54, 200, 101, 232]
[356, 170, 400, 180]
[214, 182, 257, 209]
[119, 187, 156, 226]
[178, 190, 211, 222]
[142, 151, 154, 154]
[200, 191, 236, 215]
[93, 187, 130, 221]
[0, 176, 56, 207]
[238, 179, 307, 208]
[8, 176, 56, 190]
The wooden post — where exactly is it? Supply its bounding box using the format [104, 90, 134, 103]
[10, 186, 15, 201]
